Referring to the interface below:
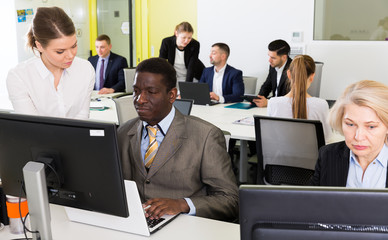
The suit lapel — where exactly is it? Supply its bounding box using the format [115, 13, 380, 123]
[208, 67, 215, 91]
[147, 112, 187, 178]
[222, 65, 230, 92]
[127, 120, 147, 177]
[105, 53, 115, 79]
[338, 142, 350, 186]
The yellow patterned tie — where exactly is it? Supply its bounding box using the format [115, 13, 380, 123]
[145, 126, 159, 169]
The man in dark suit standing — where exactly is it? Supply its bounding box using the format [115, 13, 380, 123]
[117, 58, 238, 222]
[88, 34, 128, 94]
[199, 43, 244, 103]
[253, 39, 292, 107]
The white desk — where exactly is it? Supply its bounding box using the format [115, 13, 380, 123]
[191, 103, 265, 182]
[89, 101, 264, 182]
[89, 92, 119, 124]
[0, 204, 239, 239]
[89, 101, 344, 183]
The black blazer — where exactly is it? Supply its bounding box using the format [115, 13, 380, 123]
[159, 35, 203, 82]
[310, 141, 388, 187]
[258, 56, 292, 98]
[88, 52, 128, 92]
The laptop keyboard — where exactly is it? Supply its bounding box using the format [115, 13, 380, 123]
[146, 217, 165, 228]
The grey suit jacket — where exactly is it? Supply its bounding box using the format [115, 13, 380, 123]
[117, 109, 239, 222]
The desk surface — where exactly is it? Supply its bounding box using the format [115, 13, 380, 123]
[89, 100, 344, 143]
[0, 204, 239, 240]
[89, 100, 264, 141]
[191, 103, 264, 141]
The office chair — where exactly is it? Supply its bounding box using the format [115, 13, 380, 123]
[222, 130, 232, 152]
[307, 61, 324, 97]
[112, 93, 137, 126]
[173, 99, 193, 115]
[254, 115, 325, 185]
[242, 76, 258, 95]
[124, 68, 136, 94]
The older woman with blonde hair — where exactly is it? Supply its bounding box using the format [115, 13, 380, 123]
[311, 80, 388, 187]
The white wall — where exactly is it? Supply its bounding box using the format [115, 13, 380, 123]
[197, 0, 388, 100]
[14, 0, 90, 61]
[0, 0, 90, 110]
[0, 1, 18, 109]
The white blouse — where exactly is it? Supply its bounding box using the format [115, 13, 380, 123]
[267, 96, 332, 142]
[6, 56, 95, 119]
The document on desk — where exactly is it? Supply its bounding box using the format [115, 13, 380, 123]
[90, 102, 106, 110]
[233, 116, 254, 126]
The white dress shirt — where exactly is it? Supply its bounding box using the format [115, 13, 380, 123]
[274, 61, 287, 96]
[212, 64, 226, 103]
[174, 48, 186, 82]
[6, 56, 95, 119]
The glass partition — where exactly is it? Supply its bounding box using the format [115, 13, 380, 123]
[314, 0, 388, 41]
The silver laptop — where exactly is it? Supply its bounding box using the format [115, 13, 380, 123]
[179, 82, 218, 106]
[65, 180, 180, 236]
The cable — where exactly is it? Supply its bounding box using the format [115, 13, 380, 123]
[16, 161, 61, 239]
[37, 161, 61, 200]
[19, 181, 39, 239]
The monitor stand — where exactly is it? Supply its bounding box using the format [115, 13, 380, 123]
[64, 180, 151, 236]
[23, 161, 53, 240]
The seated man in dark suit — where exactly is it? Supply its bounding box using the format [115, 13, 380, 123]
[117, 57, 238, 222]
[253, 39, 292, 107]
[199, 43, 244, 103]
[88, 34, 128, 94]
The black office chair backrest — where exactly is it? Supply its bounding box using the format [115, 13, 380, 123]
[173, 99, 194, 115]
[254, 115, 325, 185]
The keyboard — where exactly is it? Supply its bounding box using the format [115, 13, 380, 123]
[146, 217, 165, 228]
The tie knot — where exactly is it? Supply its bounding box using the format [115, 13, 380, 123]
[146, 125, 158, 137]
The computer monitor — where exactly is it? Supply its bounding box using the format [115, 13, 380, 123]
[239, 185, 388, 240]
[0, 112, 128, 237]
[173, 99, 193, 115]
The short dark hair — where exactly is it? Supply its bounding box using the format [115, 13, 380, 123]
[212, 42, 230, 59]
[96, 34, 111, 45]
[268, 39, 290, 56]
[136, 58, 177, 92]
[27, 7, 75, 50]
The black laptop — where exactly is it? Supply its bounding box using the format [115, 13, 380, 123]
[178, 82, 218, 106]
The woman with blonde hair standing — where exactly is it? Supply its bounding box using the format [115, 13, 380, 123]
[267, 55, 331, 141]
[159, 22, 204, 82]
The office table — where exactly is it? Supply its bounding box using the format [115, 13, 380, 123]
[0, 204, 239, 239]
[191, 103, 265, 182]
[89, 100, 264, 182]
[89, 100, 344, 183]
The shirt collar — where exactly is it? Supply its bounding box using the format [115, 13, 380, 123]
[275, 58, 288, 73]
[36, 56, 72, 78]
[350, 143, 388, 168]
[213, 64, 227, 74]
[99, 53, 111, 63]
[142, 107, 175, 136]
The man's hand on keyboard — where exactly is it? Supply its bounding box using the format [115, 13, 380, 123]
[143, 198, 189, 219]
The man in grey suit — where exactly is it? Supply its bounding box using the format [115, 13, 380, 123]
[117, 57, 238, 222]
